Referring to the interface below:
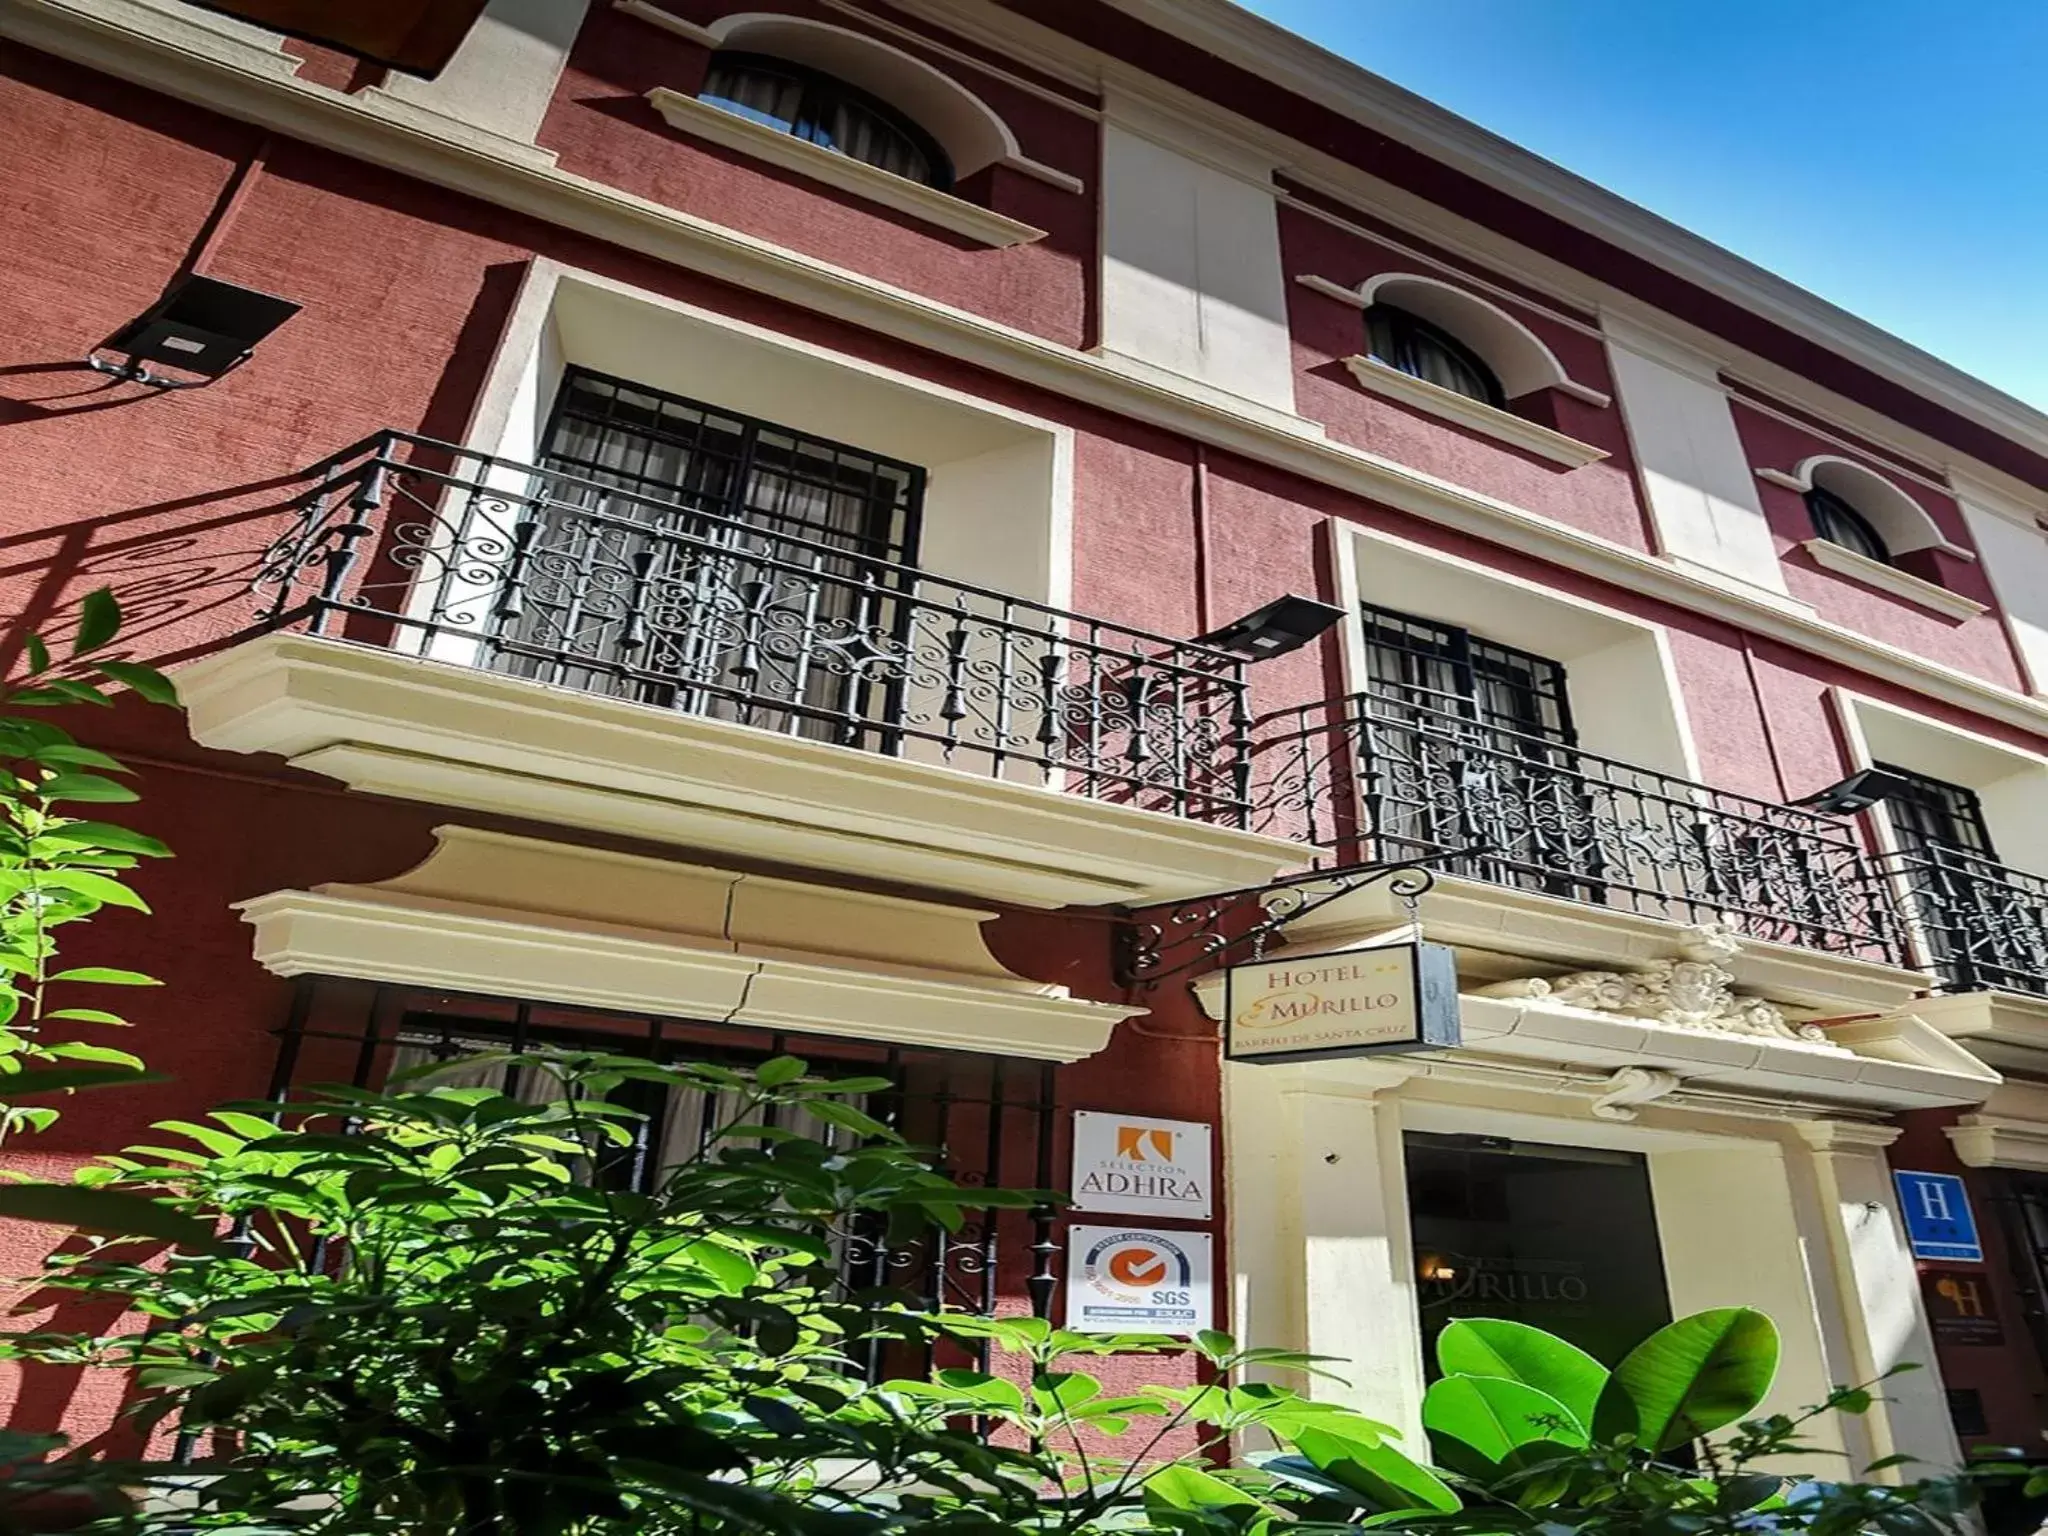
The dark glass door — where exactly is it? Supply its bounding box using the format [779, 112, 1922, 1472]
[1406, 1132, 1673, 1370]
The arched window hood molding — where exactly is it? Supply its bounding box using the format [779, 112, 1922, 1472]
[1300, 271, 1611, 407]
[1756, 454, 1975, 560]
[620, 2, 1081, 194]
[1757, 457, 1987, 620]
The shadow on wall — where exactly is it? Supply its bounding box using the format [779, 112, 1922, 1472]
[0, 261, 529, 676]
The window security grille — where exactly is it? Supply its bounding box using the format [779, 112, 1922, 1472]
[495, 367, 927, 740]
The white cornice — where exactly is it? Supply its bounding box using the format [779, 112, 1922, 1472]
[1797, 539, 1988, 621]
[10, 0, 2048, 742]
[175, 635, 1305, 910]
[239, 888, 1135, 1061]
[1100, 0, 2048, 466]
[1340, 355, 1608, 469]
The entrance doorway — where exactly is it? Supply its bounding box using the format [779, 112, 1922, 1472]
[1405, 1132, 1674, 1368]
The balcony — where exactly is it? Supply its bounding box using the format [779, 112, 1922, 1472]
[177, 433, 1305, 909]
[1251, 691, 1904, 968]
[1891, 846, 2048, 999]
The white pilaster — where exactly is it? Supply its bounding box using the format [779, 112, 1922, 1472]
[1225, 1060, 1425, 1447]
[1097, 85, 1298, 416]
[1605, 317, 1800, 605]
[1792, 1121, 1962, 1476]
[367, 0, 593, 159]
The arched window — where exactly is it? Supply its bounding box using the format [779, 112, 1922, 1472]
[699, 51, 953, 189]
[1804, 484, 1891, 564]
[1366, 303, 1505, 408]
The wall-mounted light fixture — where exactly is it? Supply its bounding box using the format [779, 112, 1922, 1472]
[1195, 594, 1346, 661]
[87, 275, 301, 390]
[1792, 767, 1911, 816]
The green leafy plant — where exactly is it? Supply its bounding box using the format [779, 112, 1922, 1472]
[1261, 1311, 1977, 1534]
[0, 1051, 1394, 1536]
[0, 589, 177, 1147]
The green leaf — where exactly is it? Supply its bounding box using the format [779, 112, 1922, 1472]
[928, 1369, 1026, 1412]
[1031, 1371, 1102, 1414]
[1194, 1328, 1236, 1362]
[0, 1183, 222, 1250]
[40, 823, 171, 858]
[41, 1009, 131, 1027]
[41, 1041, 145, 1070]
[71, 591, 121, 657]
[22, 678, 111, 709]
[0, 1065, 161, 1098]
[38, 870, 148, 911]
[1593, 1307, 1780, 1451]
[93, 661, 178, 707]
[1422, 1375, 1586, 1480]
[1437, 1318, 1609, 1430]
[23, 635, 51, 677]
[26, 744, 130, 773]
[1294, 1427, 1462, 1514]
[755, 1055, 807, 1088]
[1143, 1464, 1261, 1511]
[804, 1099, 891, 1138]
[33, 774, 138, 804]
[48, 968, 159, 987]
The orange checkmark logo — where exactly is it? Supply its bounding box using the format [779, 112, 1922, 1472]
[1108, 1248, 1167, 1287]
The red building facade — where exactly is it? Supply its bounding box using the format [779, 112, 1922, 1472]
[6, 0, 2048, 1488]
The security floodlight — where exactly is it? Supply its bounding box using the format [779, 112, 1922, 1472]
[1792, 768, 1911, 816]
[88, 274, 301, 390]
[1195, 595, 1346, 661]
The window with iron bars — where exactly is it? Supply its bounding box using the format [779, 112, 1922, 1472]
[266, 976, 1061, 1383]
[495, 367, 928, 743]
[1356, 604, 1603, 902]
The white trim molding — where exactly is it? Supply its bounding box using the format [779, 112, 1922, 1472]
[1944, 1080, 2048, 1172]
[613, 0, 716, 47]
[1798, 538, 1988, 621]
[176, 634, 1305, 910]
[644, 89, 1046, 247]
[1761, 454, 1977, 560]
[627, 7, 1084, 192]
[1298, 273, 1610, 406]
[233, 824, 1139, 1061]
[1341, 355, 1608, 468]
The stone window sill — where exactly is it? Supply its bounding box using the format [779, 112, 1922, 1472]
[1341, 354, 1608, 469]
[645, 88, 1047, 248]
[1799, 538, 1987, 621]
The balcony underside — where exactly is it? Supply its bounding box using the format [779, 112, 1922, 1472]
[177, 634, 1306, 909]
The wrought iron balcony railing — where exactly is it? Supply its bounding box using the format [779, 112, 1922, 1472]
[1887, 846, 2048, 998]
[255, 433, 1254, 825]
[1251, 691, 1903, 961]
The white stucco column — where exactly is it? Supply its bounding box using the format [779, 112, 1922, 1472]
[1225, 1059, 1425, 1447]
[1097, 87, 1299, 417]
[1791, 1121, 1962, 1476]
[1650, 1141, 1854, 1465]
[368, 0, 594, 160]
[1604, 316, 1800, 607]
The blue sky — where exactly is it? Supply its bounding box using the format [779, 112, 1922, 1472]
[1236, 0, 2048, 412]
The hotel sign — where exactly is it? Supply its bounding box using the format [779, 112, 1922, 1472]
[1225, 941, 1460, 1063]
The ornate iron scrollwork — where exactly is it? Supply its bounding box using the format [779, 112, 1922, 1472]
[1113, 858, 1444, 989]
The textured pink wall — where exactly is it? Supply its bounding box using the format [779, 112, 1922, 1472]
[538, 0, 1099, 348]
[1729, 401, 2022, 686]
[1277, 204, 1655, 554]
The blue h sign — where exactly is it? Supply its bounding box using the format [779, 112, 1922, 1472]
[1894, 1171, 1983, 1263]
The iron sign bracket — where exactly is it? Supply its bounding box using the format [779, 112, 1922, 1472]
[1112, 853, 1469, 990]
